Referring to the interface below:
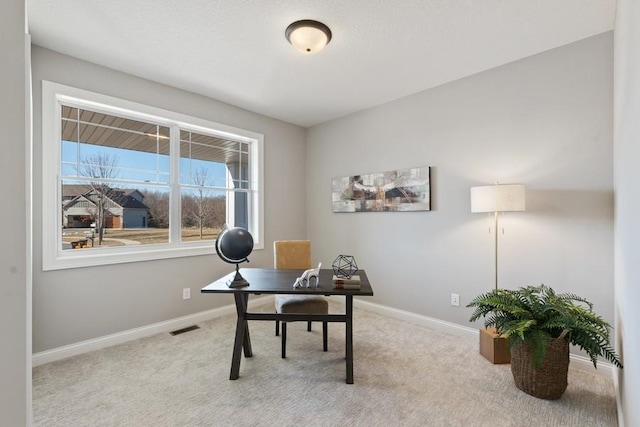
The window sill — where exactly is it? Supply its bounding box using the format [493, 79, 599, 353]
[42, 241, 264, 271]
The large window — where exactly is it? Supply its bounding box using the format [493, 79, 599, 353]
[42, 81, 263, 270]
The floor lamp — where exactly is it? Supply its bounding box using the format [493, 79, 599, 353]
[470, 183, 526, 363]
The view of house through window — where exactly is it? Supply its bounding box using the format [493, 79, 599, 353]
[43, 81, 263, 270]
[60, 105, 250, 251]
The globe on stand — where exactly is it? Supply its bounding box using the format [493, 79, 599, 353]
[215, 225, 254, 288]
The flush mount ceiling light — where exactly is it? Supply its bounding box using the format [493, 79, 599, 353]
[285, 19, 332, 54]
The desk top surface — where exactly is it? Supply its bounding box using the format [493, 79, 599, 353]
[201, 268, 373, 296]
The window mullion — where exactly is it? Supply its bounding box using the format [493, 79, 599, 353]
[169, 124, 181, 244]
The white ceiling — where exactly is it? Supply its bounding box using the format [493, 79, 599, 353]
[28, 0, 616, 128]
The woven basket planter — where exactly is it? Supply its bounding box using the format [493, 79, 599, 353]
[510, 331, 570, 400]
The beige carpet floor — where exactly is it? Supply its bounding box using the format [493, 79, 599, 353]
[33, 300, 617, 426]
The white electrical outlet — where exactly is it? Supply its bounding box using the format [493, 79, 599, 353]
[182, 288, 191, 300]
[451, 293, 460, 307]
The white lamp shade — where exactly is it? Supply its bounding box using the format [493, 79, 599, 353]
[285, 20, 332, 54]
[470, 184, 525, 213]
[289, 27, 328, 53]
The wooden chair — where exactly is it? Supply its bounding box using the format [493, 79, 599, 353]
[274, 240, 329, 358]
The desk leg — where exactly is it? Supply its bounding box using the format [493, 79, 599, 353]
[240, 294, 252, 357]
[230, 293, 252, 380]
[345, 295, 354, 384]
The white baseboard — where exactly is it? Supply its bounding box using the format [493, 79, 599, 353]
[33, 295, 615, 379]
[32, 296, 273, 367]
[353, 298, 478, 338]
[567, 353, 614, 378]
[352, 298, 615, 378]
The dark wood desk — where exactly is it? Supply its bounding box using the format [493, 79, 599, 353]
[201, 268, 374, 384]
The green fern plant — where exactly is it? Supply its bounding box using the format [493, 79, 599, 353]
[467, 284, 622, 369]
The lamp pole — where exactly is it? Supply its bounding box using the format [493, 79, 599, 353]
[470, 183, 526, 292]
[470, 183, 525, 364]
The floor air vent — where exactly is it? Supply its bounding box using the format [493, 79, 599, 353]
[170, 325, 200, 336]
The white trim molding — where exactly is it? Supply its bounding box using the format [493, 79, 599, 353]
[352, 298, 616, 378]
[40, 80, 265, 271]
[34, 296, 617, 380]
[32, 295, 272, 367]
[353, 298, 478, 338]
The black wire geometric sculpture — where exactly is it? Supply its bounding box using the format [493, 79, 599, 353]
[332, 255, 358, 279]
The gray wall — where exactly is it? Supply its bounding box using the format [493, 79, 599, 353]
[1, 0, 30, 424]
[31, 46, 307, 352]
[13, 8, 639, 423]
[614, 2, 640, 425]
[306, 34, 615, 343]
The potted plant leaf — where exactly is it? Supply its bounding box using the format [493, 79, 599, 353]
[467, 284, 622, 399]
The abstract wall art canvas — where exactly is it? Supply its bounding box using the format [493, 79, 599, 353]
[331, 166, 431, 213]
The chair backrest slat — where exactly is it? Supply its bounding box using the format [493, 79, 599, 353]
[274, 240, 312, 269]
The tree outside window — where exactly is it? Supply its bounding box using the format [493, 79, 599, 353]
[43, 81, 263, 270]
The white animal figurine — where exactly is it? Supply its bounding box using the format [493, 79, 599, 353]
[293, 262, 322, 288]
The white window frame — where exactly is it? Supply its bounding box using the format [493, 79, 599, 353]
[42, 81, 264, 271]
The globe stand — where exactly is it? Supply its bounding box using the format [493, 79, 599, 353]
[227, 263, 249, 288]
[215, 225, 254, 288]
